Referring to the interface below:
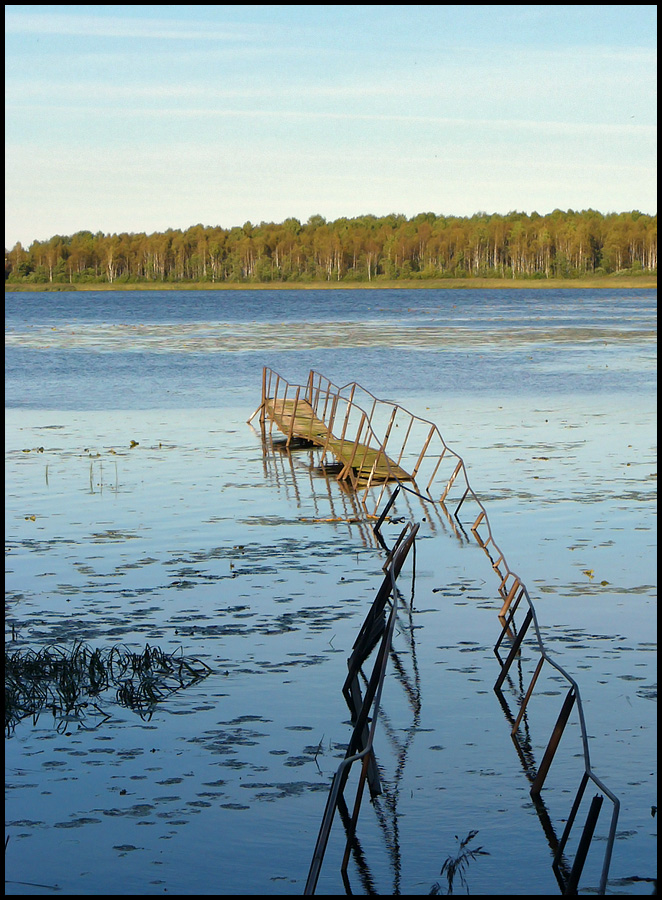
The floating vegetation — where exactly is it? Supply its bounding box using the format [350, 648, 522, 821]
[5, 641, 212, 734]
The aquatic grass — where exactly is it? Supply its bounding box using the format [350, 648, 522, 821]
[5, 642, 212, 734]
[430, 831, 490, 895]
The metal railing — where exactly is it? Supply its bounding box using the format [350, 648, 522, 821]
[251, 368, 620, 895]
[304, 521, 419, 895]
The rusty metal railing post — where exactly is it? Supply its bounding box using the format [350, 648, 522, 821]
[286, 385, 300, 446]
[339, 412, 368, 484]
[530, 687, 576, 797]
[564, 793, 604, 894]
[440, 459, 463, 502]
[511, 656, 545, 735]
[494, 608, 533, 691]
[336, 384, 357, 457]
[411, 425, 436, 479]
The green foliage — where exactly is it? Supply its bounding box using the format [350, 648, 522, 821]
[4, 210, 657, 285]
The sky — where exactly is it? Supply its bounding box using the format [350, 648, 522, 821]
[4, 4, 658, 249]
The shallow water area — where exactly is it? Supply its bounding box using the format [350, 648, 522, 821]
[5, 397, 656, 895]
[5, 288, 657, 895]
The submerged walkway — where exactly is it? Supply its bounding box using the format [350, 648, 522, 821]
[263, 396, 413, 486]
[251, 367, 621, 897]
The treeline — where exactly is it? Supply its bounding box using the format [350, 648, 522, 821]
[5, 209, 657, 286]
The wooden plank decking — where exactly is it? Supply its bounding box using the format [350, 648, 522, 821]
[264, 397, 412, 485]
[265, 398, 329, 444]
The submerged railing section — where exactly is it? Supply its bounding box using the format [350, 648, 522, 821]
[304, 521, 419, 895]
[250, 368, 620, 895]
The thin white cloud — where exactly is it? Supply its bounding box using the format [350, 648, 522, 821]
[6, 137, 655, 181]
[5, 99, 655, 140]
[4, 10, 265, 43]
[5, 5, 656, 247]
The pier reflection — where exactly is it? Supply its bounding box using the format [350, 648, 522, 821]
[253, 426, 469, 555]
[256, 432, 424, 894]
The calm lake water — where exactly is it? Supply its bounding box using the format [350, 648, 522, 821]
[5, 288, 657, 895]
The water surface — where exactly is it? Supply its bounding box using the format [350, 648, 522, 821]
[5, 289, 656, 895]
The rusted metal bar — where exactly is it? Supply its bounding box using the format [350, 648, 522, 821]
[246, 401, 264, 425]
[494, 607, 533, 691]
[368, 478, 392, 525]
[498, 570, 514, 596]
[316, 381, 326, 421]
[394, 415, 414, 468]
[472, 508, 486, 530]
[426, 449, 448, 496]
[511, 656, 545, 735]
[361, 457, 378, 495]
[499, 579, 524, 619]
[314, 373, 331, 421]
[338, 412, 367, 483]
[321, 395, 339, 457]
[453, 483, 471, 516]
[440, 459, 463, 501]
[354, 415, 378, 475]
[554, 772, 590, 869]
[472, 525, 491, 550]
[381, 405, 398, 453]
[337, 385, 357, 454]
[494, 585, 525, 653]
[530, 687, 576, 797]
[306, 399, 316, 441]
[286, 385, 300, 446]
[268, 373, 282, 435]
[564, 793, 604, 894]
[411, 425, 436, 479]
[247, 367, 269, 424]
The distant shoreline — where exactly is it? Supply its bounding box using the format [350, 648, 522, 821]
[4, 275, 657, 292]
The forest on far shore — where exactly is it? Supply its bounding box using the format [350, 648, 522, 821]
[4, 209, 657, 286]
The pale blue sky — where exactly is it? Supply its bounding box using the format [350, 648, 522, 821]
[4, 4, 657, 248]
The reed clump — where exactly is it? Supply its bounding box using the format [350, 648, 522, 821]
[5, 641, 212, 734]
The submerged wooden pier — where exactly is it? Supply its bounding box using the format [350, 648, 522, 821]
[250, 367, 621, 896]
[251, 370, 415, 491]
